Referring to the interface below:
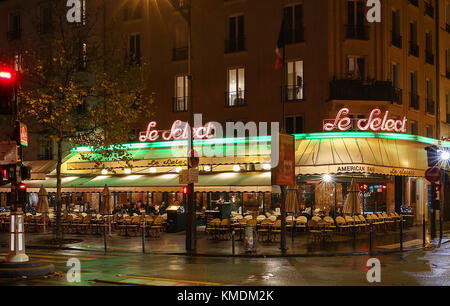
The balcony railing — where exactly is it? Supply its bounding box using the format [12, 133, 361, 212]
[345, 24, 369, 40]
[426, 98, 435, 115]
[173, 96, 189, 112]
[425, 51, 434, 65]
[285, 85, 304, 101]
[425, 2, 434, 18]
[410, 93, 419, 110]
[391, 32, 402, 48]
[172, 47, 188, 61]
[329, 79, 394, 101]
[408, 0, 418, 7]
[226, 90, 247, 107]
[285, 27, 305, 44]
[7, 29, 21, 41]
[409, 41, 419, 57]
[393, 88, 402, 104]
[225, 37, 246, 53]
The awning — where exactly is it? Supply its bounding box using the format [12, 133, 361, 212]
[0, 172, 271, 193]
[23, 160, 58, 180]
[295, 137, 428, 177]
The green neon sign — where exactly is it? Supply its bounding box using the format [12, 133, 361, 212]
[71, 132, 450, 153]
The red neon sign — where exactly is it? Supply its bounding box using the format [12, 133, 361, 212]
[0, 72, 12, 79]
[139, 120, 215, 142]
[323, 108, 407, 133]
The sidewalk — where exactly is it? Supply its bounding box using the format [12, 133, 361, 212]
[1, 225, 442, 257]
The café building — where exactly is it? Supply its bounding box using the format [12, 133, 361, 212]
[0, 111, 448, 224]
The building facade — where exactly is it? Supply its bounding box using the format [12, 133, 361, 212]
[0, 0, 449, 222]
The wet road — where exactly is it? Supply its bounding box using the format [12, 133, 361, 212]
[1, 243, 449, 286]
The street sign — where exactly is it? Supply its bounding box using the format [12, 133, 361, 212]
[188, 150, 199, 168]
[179, 170, 189, 184]
[271, 133, 295, 186]
[189, 168, 199, 183]
[0, 142, 17, 165]
[425, 167, 441, 183]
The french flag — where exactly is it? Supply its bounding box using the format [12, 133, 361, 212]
[275, 20, 285, 70]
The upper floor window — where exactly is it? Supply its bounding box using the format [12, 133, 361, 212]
[409, 21, 419, 57]
[8, 12, 21, 41]
[173, 23, 188, 61]
[346, 0, 368, 40]
[227, 67, 245, 107]
[174, 75, 189, 112]
[285, 116, 303, 134]
[410, 121, 418, 135]
[410, 71, 419, 110]
[346, 56, 365, 79]
[426, 125, 433, 138]
[39, 5, 52, 34]
[425, 32, 434, 65]
[128, 33, 141, 65]
[225, 15, 245, 53]
[391, 9, 402, 48]
[446, 93, 450, 124]
[286, 60, 304, 101]
[283, 4, 304, 44]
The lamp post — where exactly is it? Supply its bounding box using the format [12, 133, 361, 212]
[165, 0, 196, 254]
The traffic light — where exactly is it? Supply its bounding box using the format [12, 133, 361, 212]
[0, 164, 17, 181]
[0, 68, 15, 115]
[183, 186, 189, 194]
[18, 183, 27, 204]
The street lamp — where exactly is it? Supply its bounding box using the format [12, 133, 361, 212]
[440, 150, 450, 162]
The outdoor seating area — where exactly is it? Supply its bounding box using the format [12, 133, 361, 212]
[0, 211, 168, 239]
[204, 211, 406, 244]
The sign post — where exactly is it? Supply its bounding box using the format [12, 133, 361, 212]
[271, 133, 295, 254]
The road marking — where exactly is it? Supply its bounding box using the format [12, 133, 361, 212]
[118, 274, 226, 286]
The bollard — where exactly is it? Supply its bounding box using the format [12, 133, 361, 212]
[423, 215, 426, 247]
[369, 223, 373, 254]
[104, 223, 107, 252]
[231, 230, 235, 255]
[142, 221, 146, 254]
[399, 215, 403, 251]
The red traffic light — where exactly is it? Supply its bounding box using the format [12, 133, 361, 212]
[19, 183, 27, 190]
[0, 71, 12, 79]
[183, 186, 188, 194]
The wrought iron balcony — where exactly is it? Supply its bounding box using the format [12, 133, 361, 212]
[345, 24, 369, 40]
[410, 93, 419, 110]
[409, 41, 419, 57]
[173, 96, 189, 112]
[391, 32, 402, 48]
[225, 37, 246, 54]
[329, 79, 394, 101]
[172, 47, 188, 61]
[225, 90, 247, 107]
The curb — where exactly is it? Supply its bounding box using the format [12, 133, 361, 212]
[1, 242, 432, 259]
